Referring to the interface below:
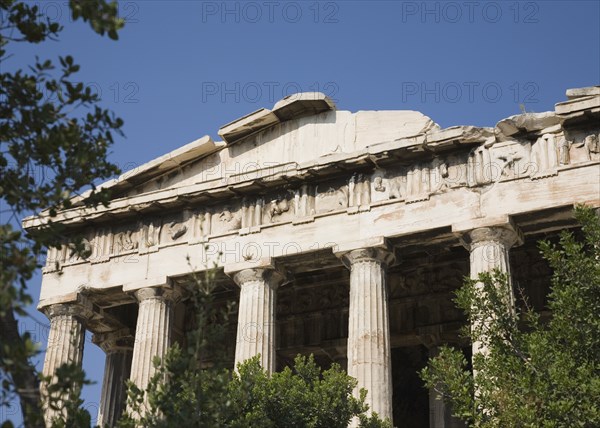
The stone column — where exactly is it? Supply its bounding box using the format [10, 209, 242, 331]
[129, 287, 180, 391]
[41, 300, 93, 425]
[94, 330, 133, 427]
[462, 225, 522, 362]
[229, 265, 286, 374]
[336, 245, 394, 425]
[427, 346, 465, 428]
[428, 345, 446, 428]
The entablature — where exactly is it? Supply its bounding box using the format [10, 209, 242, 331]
[25, 87, 600, 308]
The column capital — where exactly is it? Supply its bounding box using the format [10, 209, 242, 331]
[133, 285, 182, 304]
[233, 268, 288, 290]
[463, 225, 523, 251]
[334, 237, 395, 269]
[93, 328, 134, 353]
[455, 219, 523, 251]
[40, 294, 94, 324]
[225, 258, 289, 289]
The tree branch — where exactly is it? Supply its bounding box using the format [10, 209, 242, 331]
[0, 305, 45, 428]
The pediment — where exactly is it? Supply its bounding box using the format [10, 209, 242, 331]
[115, 109, 435, 198]
[81, 93, 438, 204]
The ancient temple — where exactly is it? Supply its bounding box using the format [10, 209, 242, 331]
[24, 87, 600, 427]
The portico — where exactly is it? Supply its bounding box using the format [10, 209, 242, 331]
[25, 87, 600, 426]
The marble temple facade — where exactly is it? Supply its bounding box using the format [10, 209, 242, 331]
[24, 86, 600, 427]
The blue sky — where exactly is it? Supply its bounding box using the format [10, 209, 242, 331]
[4, 0, 600, 425]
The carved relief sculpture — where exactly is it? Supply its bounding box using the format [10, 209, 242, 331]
[429, 159, 450, 194]
[388, 176, 403, 200]
[570, 133, 599, 163]
[348, 175, 356, 207]
[200, 211, 212, 238]
[168, 221, 188, 241]
[491, 141, 528, 182]
[370, 172, 391, 203]
[214, 206, 241, 234]
[268, 197, 290, 222]
[220, 208, 233, 223]
[144, 220, 160, 248]
[116, 229, 138, 251]
[68, 238, 92, 262]
[373, 176, 386, 193]
[315, 185, 348, 213]
[584, 134, 600, 161]
[558, 137, 571, 165]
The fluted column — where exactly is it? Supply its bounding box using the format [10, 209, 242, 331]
[230, 267, 286, 374]
[41, 301, 93, 425]
[463, 225, 522, 361]
[129, 287, 180, 390]
[419, 326, 462, 428]
[428, 346, 446, 428]
[428, 346, 465, 428]
[337, 246, 394, 425]
[94, 329, 133, 427]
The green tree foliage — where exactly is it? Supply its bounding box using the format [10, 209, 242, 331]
[0, 1, 124, 425]
[41, 363, 93, 428]
[421, 206, 600, 427]
[118, 264, 391, 428]
[227, 354, 388, 428]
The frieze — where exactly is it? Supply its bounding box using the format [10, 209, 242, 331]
[489, 140, 531, 182]
[584, 133, 600, 160]
[159, 212, 188, 246]
[315, 183, 348, 214]
[267, 196, 291, 222]
[166, 219, 188, 242]
[42, 126, 600, 273]
[212, 205, 242, 235]
[115, 228, 138, 253]
[569, 132, 600, 163]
